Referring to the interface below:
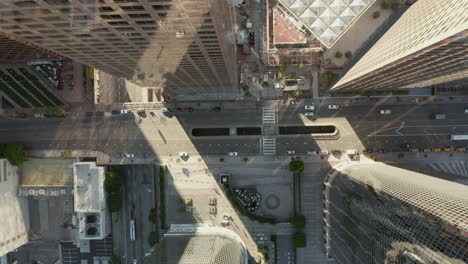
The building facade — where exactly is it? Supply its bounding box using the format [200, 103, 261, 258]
[0, 34, 60, 64]
[0, 159, 29, 257]
[324, 162, 468, 264]
[144, 224, 248, 264]
[332, 0, 468, 90]
[0, 0, 238, 98]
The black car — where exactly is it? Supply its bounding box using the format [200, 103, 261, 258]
[379, 149, 388, 153]
[150, 111, 155, 117]
[85, 112, 94, 117]
[184, 107, 194, 112]
[400, 143, 410, 149]
[95, 111, 104, 116]
[210, 106, 221, 112]
[111, 110, 120, 115]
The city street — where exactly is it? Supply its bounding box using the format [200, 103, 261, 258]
[109, 165, 155, 264]
[0, 101, 467, 156]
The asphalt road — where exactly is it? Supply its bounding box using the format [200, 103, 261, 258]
[109, 165, 155, 264]
[0, 101, 467, 156]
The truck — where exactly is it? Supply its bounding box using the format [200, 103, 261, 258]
[433, 113, 446, 120]
[129, 219, 136, 241]
[451, 135, 468, 140]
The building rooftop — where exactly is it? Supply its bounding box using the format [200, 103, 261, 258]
[145, 224, 248, 264]
[19, 158, 75, 186]
[279, 0, 376, 47]
[73, 162, 105, 212]
[273, 8, 307, 45]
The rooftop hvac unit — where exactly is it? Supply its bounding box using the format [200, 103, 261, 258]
[60, 189, 67, 195]
[86, 227, 97, 236]
[29, 189, 36, 196]
[38, 189, 45, 195]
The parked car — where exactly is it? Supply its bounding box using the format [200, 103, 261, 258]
[111, 110, 120, 115]
[34, 113, 45, 118]
[95, 111, 104, 116]
[125, 153, 135, 158]
[175, 107, 183, 112]
[184, 107, 194, 112]
[161, 107, 169, 112]
[120, 109, 129, 114]
[150, 111, 155, 117]
[464, 108, 468, 114]
[306, 151, 317, 155]
[400, 143, 410, 149]
[228, 152, 238, 157]
[380, 109, 391, 115]
[328, 104, 339, 110]
[318, 150, 329, 155]
[287, 150, 295, 155]
[137, 110, 146, 117]
[304, 112, 314, 116]
[210, 106, 221, 112]
[304, 105, 315, 110]
[179, 152, 188, 157]
[85, 112, 93, 117]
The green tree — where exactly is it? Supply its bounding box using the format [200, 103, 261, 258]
[298, 63, 305, 69]
[372, 11, 380, 19]
[345, 51, 352, 59]
[292, 215, 306, 228]
[244, 91, 253, 97]
[261, 81, 269, 88]
[381, 1, 389, 9]
[104, 171, 122, 194]
[107, 193, 123, 212]
[0, 143, 27, 166]
[109, 254, 121, 264]
[149, 208, 157, 224]
[289, 159, 304, 173]
[293, 232, 307, 248]
[335, 51, 343, 58]
[319, 71, 339, 88]
[148, 231, 158, 246]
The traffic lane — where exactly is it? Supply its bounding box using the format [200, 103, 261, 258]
[165, 109, 262, 126]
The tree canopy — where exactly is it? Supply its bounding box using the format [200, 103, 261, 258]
[0, 143, 27, 166]
[107, 193, 123, 212]
[104, 171, 122, 194]
[289, 159, 304, 173]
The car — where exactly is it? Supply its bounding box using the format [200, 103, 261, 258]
[137, 110, 146, 117]
[304, 112, 314, 116]
[380, 109, 391, 114]
[133, 259, 137, 264]
[464, 108, 468, 114]
[364, 148, 373, 153]
[120, 109, 129, 114]
[150, 111, 155, 117]
[228, 152, 238, 157]
[210, 106, 221, 112]
[400, 143, 410, 149]
[95, 111, 104, 116]
[111, 110, 120, 115]
[125, 153, 135, 158]
[431, 148, 441, 152]
[287, 150, 295, 155]
[318, 150, 329, 155]
[328, 104, 339, 110]
[184, 107, 194, 112]
[34, 113, 45, 118]
[161, 107, 169, 112]
[409, 148, 419, 152]
[179, 152, 188, 157]
[85, 112, 93, 117]
[304, 105, 315, 110]
[306, 151, 317, 155]
[175, 107, 183, 112]
[379, 149, 389, 153]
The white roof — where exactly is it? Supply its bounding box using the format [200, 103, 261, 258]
[280, 0, 375, 47]
[73, 162, 106, 212]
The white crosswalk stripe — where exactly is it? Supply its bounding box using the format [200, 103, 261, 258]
[262, 137, 276, 155]
[263, 107, 276, 124]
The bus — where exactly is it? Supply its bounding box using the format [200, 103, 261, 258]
[451, 135, 468, 140]
[129, 219, 136, 241]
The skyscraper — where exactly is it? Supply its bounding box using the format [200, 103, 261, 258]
[0, 34, 60, 63]
[324, 162, 468, 264]
[144, 224, 248, 264]
[332, 0, 468, 90]
[0, 0, 238, 98]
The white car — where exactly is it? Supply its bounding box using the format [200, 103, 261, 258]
[306, 151, 317, 155]
[287, 150, 295, 155]
[464, 108, 468, 114]
[380, 109, 391, 115]
[304, 105, 315, 110]
[133, 259, 137, 264]
[125, 153, 135, 158]
[161, 107, 169, 112]
[34, 113, 45, 118]
[328, 104, 339, 110]
[179, 152, 188, 157]
[121, 109, 129, 114]
[228, 152, 238, 157]
[304, 112, 314, 116]
[318, 150, 329, 155]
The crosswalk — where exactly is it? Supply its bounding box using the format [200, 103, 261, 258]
[427, 161, 468, 177]
[262, 137, 276, 155]
[262, 107, 276, 124]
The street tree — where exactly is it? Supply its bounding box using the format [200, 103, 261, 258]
[0, 143, 27, 166]
[289, 159, 304, 173]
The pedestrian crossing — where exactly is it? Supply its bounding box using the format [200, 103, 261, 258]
[427, 161, 468, 177]
[262, 137, 276, 155]
[262, 107, 276, 124]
